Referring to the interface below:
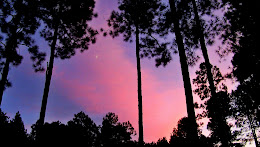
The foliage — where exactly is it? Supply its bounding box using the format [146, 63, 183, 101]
[38, 0, 98, 59]
[10, 112, 29, 144]
[31, 121, 70, 146]
[27, 111, 136, 146]
[218, 0, 259, 145]
[230, 80, 259, 145]
[101, 112, 136, 147]
[67, 111, 100, 147]
[170, 117, 199, 140]
[220, 0, 259, 123]
[0, 109, 29, 145]
[157, 137, 169, 147]
[0, 108, 11, 142]
[170, 117, 212, 146]
[106, 1, 164, 145]
[38, 0, 99, 125]
[193, 62, 226, 101]
[0, 0, 45, 97]
[156, 0, 220, 67]
[193, 62, 233, 146]
[106, 0, 170, 67]
[0, 0, 45, 71]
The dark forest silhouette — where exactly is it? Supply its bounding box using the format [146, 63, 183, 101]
[0, 109, 246, 146]
[0, 0, 259, 146]
[1, 109, 137, 146]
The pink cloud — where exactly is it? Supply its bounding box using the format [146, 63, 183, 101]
[50, 35, 188, 142]
[48, 0, 236, 142]
[4, 0, 236, 142]
[47, 0, 191, 138]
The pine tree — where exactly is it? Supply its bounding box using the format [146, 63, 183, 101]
[219, 1, 258, 145]
[37, 0, 98, 125]
[0, 0, 45, 106]
[107, 0, 162, 145]
[148, 0, 199, 141]
[168, 0, 198, 141]
[101, 112, 135, 147]
[190, 0, 220, 100]
[10, 111, 28, 145]
[193, 63, 233, 146]
[67, 111, 100, 146]
[231, 80, 259, 146]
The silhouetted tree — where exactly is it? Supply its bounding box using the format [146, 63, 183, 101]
[231, 80, 259, 146]
[107, 0, 162, 145]
[193, 63, 225, 101]
[170, 117, 200, 146]
[170, 117, 213, 147]
[144, 142, 157, 147]
[0, 109, 29, 145]
[0, 108, 11, 143]
[67, 111, 100, 147]
[157, 137, 169, 147]
[9, 111, 29, 145]
[217, 1, 259, 145]
[101, 112, 136, 147]
[219, 0, 259, 122]
[1, 110, 137, 146]
[168, 0, 198, 141]
[0, 0, 45, 106]
[190, 0, 220, 101]
[193, 62, 233, 146]
[207, 91, 233, 147]
[155, 2, 223, 141]
[220, 0, 258, 82]
[31, 121, 70, 146]
[143, 0, 201, 142]
[38, 0, 98, 125]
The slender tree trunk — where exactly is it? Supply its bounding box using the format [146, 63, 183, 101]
[169, 0, 198, 141]
[0, 28, 17, 106]
[136, 23, 144, 146]
[248, 114, 259, 147]
[191, 0, 216, 98]
[0, 58, 10, 106]
[252, 127, 259, 147]
[38, 25, 58, 125]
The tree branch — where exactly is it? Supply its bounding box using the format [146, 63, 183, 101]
[140, 31, 163, 49]
[0, 41, 6, 47]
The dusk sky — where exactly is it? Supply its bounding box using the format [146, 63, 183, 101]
[1, 0, 235, 143]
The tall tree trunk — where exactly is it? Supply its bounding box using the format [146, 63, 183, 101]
[38, 25, 58, 125]
[169, 0, 198, 141]
[248, 113, 259, 147]
[136, 23, 144, 146]
[191, 0, 216, 98]
[0, 58, 10, 106]
[0, 28, 18, 106]
[252, 127, 259, 147]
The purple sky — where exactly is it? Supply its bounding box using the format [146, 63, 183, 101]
[1, 0, 234, 143]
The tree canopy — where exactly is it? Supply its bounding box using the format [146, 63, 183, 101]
[38, 0, 98, 125]
[0, 0, 45, 105]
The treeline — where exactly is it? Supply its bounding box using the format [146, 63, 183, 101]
[0, 109, 243, 147]
[0, 0, 258, 146]
[0, 109, 136, 146]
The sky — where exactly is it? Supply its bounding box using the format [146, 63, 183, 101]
[1, 0, 236, 143]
